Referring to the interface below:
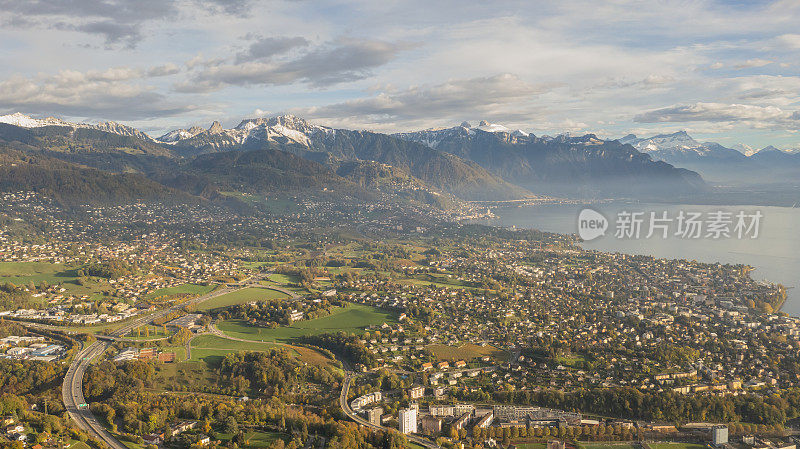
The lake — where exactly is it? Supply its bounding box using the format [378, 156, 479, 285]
[483, 202, 800, 316]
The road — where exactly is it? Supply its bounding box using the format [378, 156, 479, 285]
[62, 280, 259, 449]
[60, 276, 434, 449]
[338, 371, 441, 449]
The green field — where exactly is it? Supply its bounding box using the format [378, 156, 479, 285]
[65, 441, 92, 449]
[579, 444, 638, 449]
[217, 430, 287, 448]
[152, 360, 218, 391]
[0, 261, 71, 282]
[0, 261, 107, 299]
[197, 287, 290, 312]
[146, 283, 216, 301]
[217, 303, 398, 343]
[191, 335, 282, 352]
[516, 443, 546, 449]
[647, 444, 706, 449]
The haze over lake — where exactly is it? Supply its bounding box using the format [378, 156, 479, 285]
[486, 203, 800, 316]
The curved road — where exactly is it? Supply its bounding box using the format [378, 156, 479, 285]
[207, 321, 440, 448]
[62, 278, 435, 449]
[338, 373, 440, 449]
[62, 279, 268, 449]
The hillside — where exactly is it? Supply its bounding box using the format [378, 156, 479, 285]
[396, 123, 705, 198]
[159, 115, 530, 201]
[0, 147, 191, 205]
[0, 122, 174, 157]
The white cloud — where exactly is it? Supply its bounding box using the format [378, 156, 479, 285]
[0, 67, 194, 120]
[776, 33, 800, 48]
[634, 102, 800, 130]
[293, 73, 552, 131]
[734, 58, 774, 69]
[177, 38, 411, 92]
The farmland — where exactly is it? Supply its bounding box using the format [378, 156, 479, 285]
[216, 303, 398, 343]
[197, 287, 290, 312]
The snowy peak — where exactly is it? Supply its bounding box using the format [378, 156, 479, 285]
[621, 130, 709, 155]
[731, 143, 757, 156]
[394, 120, 534, 149]
[0, 112, 155, 141]
[158, 114, 333, 148]
[476, 120, 510, 133]
[0, 112, 75, 128]
[92, 121, 152, 141]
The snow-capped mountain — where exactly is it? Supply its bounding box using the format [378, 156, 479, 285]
[0, 112, 153, 141]
[619, 130, 717, 156]
[157, 114, 334, 151]
[395, 121, 705, 197]
[731, 143, 758, 156]
[619, 131, 748, 166]
[394, 120, 534, 150]
[0, 112, 81, 128]
[618, 131, 800, 184]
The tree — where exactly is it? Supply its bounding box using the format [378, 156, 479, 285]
[224, 416, 239, 434]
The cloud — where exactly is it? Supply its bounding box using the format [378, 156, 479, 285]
[147, 63, 182, 77]
[595, 74, 675, 90]
[734, 58, 774, 69]
[0, 0, 257, 48]
[634, 102, 800, 130]
[0, 68, 194, 120]
[294, 73, 551, 130]
[179, 38, 410, 92]
[235, 36, 310, 63]
[200, 0, 255, 16]
[776, 33, 800, 49]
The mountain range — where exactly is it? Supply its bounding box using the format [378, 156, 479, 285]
[619, 131, 800, 186]
[9, 111, 795, 208]
[395, 122, 704, 197]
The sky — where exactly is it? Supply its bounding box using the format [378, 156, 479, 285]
[1, 0, 799, 149]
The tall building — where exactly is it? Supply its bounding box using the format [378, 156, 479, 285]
[409, 385, 425, 399]
[712, 426, 728, 446]
[367, 407, 382, 426]
[399, 408, 418, 434]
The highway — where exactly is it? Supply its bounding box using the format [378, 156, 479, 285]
[60, 277, 435, 449]
[61, 280, 258, 449]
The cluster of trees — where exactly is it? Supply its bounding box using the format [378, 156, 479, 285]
[299, 332, 376, 368]
[218, 351, 339, 398]
[0, 283, 36, 310]
[0, 359, 67, 396]
[215, 298, 341, 325]
[84, 355, 405, 449]
[468, 386, 800, 425]
[81, 258, 134, 279]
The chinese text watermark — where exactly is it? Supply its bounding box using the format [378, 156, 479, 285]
[578, 208, 762, 241]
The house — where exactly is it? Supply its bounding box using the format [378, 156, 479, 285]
[143, 434, 163, 445]
[170, 421, 197, 435]
[420, 415, 442, 435]
[421, 362, 433, 371]
[6, 424, 24, 434]
[197, 435, 211, 446]
[408, 385, 425, 399]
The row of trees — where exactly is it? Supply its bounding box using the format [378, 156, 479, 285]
[475, 386, 800, 425]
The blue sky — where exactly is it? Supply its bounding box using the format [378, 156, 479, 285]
[1, 0, 799, 149]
